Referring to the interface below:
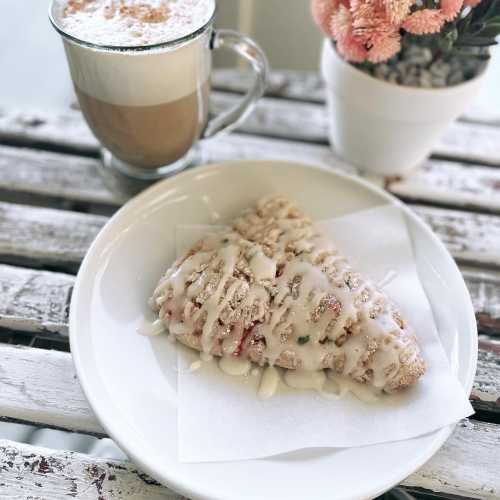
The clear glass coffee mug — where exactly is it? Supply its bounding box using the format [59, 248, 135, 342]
[49, 1, 268, 185]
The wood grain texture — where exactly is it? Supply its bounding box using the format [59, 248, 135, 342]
[0, 420, 499, 499]
[0, 145, 115, 206]
[211, 69, 500, 126]
[0, 345, 102, 434]
[0, 439, 180, 500]
[0, 201, 106, 270]
[0, 264, 73, 335]
[0, 331, 498, 435]
[412, 205, 500, 269]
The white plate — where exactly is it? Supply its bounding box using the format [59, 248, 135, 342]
[70, 161, 477, 500]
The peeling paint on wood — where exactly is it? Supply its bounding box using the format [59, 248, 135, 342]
[412, 205, 500, 269]
[0, 439, 182, 499]
[0, 345, 102, 434]
[401, 419, 500, 498]
[0, 264, 73, 335]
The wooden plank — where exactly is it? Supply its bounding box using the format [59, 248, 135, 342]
[0, 264, 73, 335]
[2, 137, 500, 230]
[387, 158, 500, 214]
[0, 336, 498, 434]
[0, 108, 96, 154]
[0, 421, 498, 499]
[0, 145, 115, 206]
[0, 439, 179, 500]
[212, 68, 500, 126]
[462, 268, 500, 334]
[0, 201, 106, 271]
[0, 345, 102, 435]
[411, 205, 500, 269]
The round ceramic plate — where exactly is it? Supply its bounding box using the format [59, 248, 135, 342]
[70, 161, 477, 500]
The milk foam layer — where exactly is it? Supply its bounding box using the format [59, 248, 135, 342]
[64, 34, 211, 106]
[58, 0, 215, 46]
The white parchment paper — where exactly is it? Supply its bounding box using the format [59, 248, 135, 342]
[174, 205, 473, 463]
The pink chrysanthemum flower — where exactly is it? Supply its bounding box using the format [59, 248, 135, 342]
[351, 0, 396, 46]
[367, 34, 401, 63]
[402, 9, 445, 34]
[330, 4, 354, 41]
[337, 36, 369, 62]
[311, 0, 339, 35]
[464, 0, 481, 6]
[383, 0, 415, 24]
[441, 0, 464, 21]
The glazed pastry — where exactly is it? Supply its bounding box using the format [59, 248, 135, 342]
[151, 196, 426, 392]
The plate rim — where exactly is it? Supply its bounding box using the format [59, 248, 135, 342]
[70, 160, 478, 500]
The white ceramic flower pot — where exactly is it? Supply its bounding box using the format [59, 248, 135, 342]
[320, 40, 486, 175]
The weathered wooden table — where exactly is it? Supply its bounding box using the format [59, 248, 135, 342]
[0, 69, 499, 499]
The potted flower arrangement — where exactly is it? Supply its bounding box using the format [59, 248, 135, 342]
[312, 0, 500, 175]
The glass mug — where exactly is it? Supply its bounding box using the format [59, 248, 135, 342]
[49, 1, 268, 182]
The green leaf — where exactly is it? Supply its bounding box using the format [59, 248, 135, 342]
[297, 335, 310, 345]
[477, 24, 500, 39]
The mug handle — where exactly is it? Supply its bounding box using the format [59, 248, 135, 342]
[203, 29, 269, 138]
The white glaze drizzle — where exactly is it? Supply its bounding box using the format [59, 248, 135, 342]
[219, 356, 251, 376]
[257, 366, 280, 399]
[137, 319, 165, 336]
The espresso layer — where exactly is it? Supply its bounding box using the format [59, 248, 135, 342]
[76, 81, 209, 169]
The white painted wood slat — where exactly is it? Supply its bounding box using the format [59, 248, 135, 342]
[0, 420, 498, 499]
[0, 265, 73, 335]
[0, 201, 106, 270]
[0, 345, 102, 435]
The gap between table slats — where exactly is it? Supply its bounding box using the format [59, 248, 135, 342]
[0, 414, 498, 498]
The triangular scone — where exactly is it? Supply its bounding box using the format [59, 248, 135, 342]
[151, 196, 425, 393]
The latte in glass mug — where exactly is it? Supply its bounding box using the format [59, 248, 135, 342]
[50, 0, 268, 178]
